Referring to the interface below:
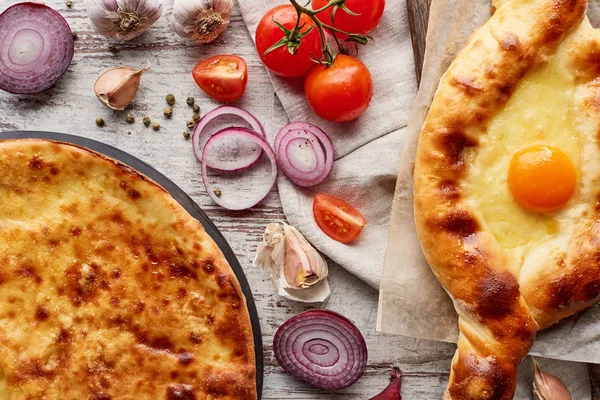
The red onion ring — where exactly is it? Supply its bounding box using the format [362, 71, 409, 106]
[274, 309, 368, 390]
[274, 122, 334, 187]
[201, 128, 277, 210]
[193, 106, 266, 171]
[0, 3, 74, 94]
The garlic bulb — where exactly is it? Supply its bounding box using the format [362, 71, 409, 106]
[255, 222, 331, 303]
[171, 0, 232, 44]
[533, 360, 572, 400]
[86, 0, 163, 41]
[94, 65, 150, 110]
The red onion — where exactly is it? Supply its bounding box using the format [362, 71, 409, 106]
[370, 368, 403, 400]
[273, 309, 367, 390]
[193, 105, 266, 172]
[201, 128, 277, 210]
[274, 122, 334, 187]
[0, 3, 74, 94]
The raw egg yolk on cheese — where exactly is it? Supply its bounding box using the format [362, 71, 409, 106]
[508, 145, 577, 214]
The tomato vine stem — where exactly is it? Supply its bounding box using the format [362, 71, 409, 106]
[266, 0, 370, 66]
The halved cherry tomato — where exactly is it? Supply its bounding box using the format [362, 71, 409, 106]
[312, 0, 385, 36]
[192, 55, 248, 102]
[255, 5, 323, 78]
[304, 55, 373, 122]
[313, 194, 366, 243]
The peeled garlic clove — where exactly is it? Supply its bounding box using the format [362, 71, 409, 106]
[171, 0, 233, 44]
[94, 66, 150, 110]
[533, 360, 572, 400]
[86, 0, 163, 40]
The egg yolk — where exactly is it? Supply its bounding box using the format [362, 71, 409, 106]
[507, 145, 576, 214]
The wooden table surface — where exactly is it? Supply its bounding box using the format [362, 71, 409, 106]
[0, 0, 459, 398]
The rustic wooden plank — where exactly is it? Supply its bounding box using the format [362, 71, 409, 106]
[590, 364, 600, 400]
[406, 0, 432, 85]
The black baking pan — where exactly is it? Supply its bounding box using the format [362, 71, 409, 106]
[0, 131, 264, 399]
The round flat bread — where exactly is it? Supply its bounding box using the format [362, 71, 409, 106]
[0, 139, 256, 399]
[414, 0, 600, 398]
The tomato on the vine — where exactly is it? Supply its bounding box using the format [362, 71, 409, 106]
[255, 5, 323, 78]
[313, 194, 366, 243]
[312, 0, 385, 36]
[192, 55, 247, 102]
[304, 55, 373, 122]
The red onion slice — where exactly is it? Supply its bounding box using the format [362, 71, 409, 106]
[201, 128, 277, 210]
[204, 127, 265, 172]
[0, 3, 74, 94]
[193, 106, 266, 171]
[275, 122, 334, 187]
[273, 309, 368, 390]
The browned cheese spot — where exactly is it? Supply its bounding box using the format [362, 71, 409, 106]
[168, 264, 197, 280]
[120, 181, 141, 200]
[17, 266, 42, 284]
[452, 76, 484, 95]
[437, 180, 461, 201]
[70, 227, 82, 237]
[167, 383, 196, 400]
[449, 352, 514, 400]
[50, 167, 59, 175]
[178, 352, 194, 366]
[28, 156, 44, 169]
[35, 305, 50, 321]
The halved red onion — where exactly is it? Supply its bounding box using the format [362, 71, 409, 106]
[273, 309, 368, 390]
[274, 122, 334, 187]
[0, 3, 74, 94]
[201, 128, 277, 210]
[193, 105, 266, 171]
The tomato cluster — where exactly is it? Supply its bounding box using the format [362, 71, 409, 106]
[255, 0, 385, 122]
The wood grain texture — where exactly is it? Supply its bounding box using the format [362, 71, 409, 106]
[590, 364, 600, 400]
[0, 0, 456, 398]
[407, 0, 432, 84]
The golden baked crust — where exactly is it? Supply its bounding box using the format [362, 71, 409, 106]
[0, 139, 256, 400]
[414, 0, 600, 398]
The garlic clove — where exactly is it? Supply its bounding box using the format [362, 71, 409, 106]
[254, 221, 331, 303]
[171, 0, 233, 44]
[86, 0, 163, 41]
[533, 359, 572, 400]
[94, 65, 150, 110]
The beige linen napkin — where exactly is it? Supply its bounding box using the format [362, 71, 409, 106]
[236, 0, 416, 289]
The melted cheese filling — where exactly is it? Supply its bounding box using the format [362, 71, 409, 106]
[465, 57, 581, 256]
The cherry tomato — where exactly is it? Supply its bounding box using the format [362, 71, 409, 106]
[255, 5, 323, 78]
[312, 0, 385, 36]
[304, 55, 373, 122]
[313, 194, 366, 243]
[192, 55, 248, 102]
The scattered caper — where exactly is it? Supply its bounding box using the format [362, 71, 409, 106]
[183, 131, 191, 139]
[192, 104, 200, 113]
[143, 116, 151, 127]
[186, 97, 195, 106]
[126, 113, 135, 123]
[71, 31, 78, 40]
[95, 118, 104, 127]
[213, 189, 222, 198]
[107, 44, 117, 53]
[166, 94, 175, 105]
[152, 122, 160, 131]
[65, 0, 73, 7]
[163, 107, 173, 118]
[186, 120, 195, 129]
[127, 131, 132, 135]
[192, 114, 201, 123]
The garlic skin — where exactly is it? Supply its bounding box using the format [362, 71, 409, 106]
[86, 0, 163, 41]
[171, 0, 233, 44]
[94, 65, 150, 110]
[533, 360, 572, 400]
[255, 222, 331, 303]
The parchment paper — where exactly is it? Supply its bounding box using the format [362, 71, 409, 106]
[377, 0, 600, 364]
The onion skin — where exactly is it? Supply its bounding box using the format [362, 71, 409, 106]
[0, 3, 74, 94]
[370, 368, 403, 400]
[274, 309, 368, 390]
